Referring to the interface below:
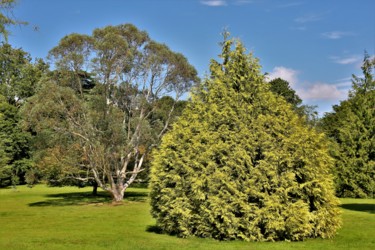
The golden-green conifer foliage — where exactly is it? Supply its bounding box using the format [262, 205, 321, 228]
[150, 38, 341, 241]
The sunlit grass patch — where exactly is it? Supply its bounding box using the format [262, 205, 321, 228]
[0, 185, 374, 250]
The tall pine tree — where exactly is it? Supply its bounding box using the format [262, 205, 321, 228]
[321, 52, 374, 198]
[150, 37, 341, 241]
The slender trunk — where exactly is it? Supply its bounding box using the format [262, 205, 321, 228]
[92, 181, 98, 196]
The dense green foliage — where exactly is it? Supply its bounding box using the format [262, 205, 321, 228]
[0, 94, 30, 186]
[150, 37, 341, 241]
[0, 43, 45, 106]
[321, 53, 375, 198]
[0, 43, 46, 187]
[268, 78, 302, 107]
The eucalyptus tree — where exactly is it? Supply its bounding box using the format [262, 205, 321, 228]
[48, 33, 93, 96]
[23, 24, 199, 201]
[150, 37, 341, 241]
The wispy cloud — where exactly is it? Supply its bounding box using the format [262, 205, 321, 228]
[200, 0, 256, 7]
[294, 13, 323, 23]
[266, 66, 299, 86]
[200, 0, 227, 6]
[334, 77, 352, 88]
[234, 0, 255, 5]
[321, 31, 355, 40]
[330, 55, 362, 65]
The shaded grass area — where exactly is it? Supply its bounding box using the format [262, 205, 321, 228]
[28, 190, 147, 207]
[340, 203, 375, 214]
[0, 185, 374, 250]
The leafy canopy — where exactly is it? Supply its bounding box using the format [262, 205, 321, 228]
[23, 24, 199, 201]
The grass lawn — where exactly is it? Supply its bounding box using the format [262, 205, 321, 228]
[0, 185, 374, 250]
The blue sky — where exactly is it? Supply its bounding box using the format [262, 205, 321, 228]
[7, 0, 375, 115]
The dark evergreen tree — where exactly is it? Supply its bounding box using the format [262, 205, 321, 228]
[321, 52, 375, 198]
[0, 44, 46, 187]
[150, 37, 341, 241]
[268, 78, 318, 126]
[268, 78, 302, 107]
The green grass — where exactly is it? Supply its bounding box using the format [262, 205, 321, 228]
[0, 185, 374, 250]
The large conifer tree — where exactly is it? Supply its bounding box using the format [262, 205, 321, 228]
[321, 53, 374, 198]
[150, 37, 341, 241]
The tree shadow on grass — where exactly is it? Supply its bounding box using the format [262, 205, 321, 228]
[28, 190, 148, 207]
[124, 191, 149, 202]
[146, 225, 164, 235]
[340, 203, 375, 214]
[146, 225, 180, 238]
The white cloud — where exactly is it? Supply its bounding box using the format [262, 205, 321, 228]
[200, 0, 227, 6]
[297, 83, 347, 101]
[330, 55, 361, 65]
[294, 13, 323, 23]
[321, 31, 355, 39]
[200, 0, 255, 7]
[234, 0, 255, 5]
[334, 77, 352, 88]
[267, 66, 350, 107]
[267, 66, 299, 86]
